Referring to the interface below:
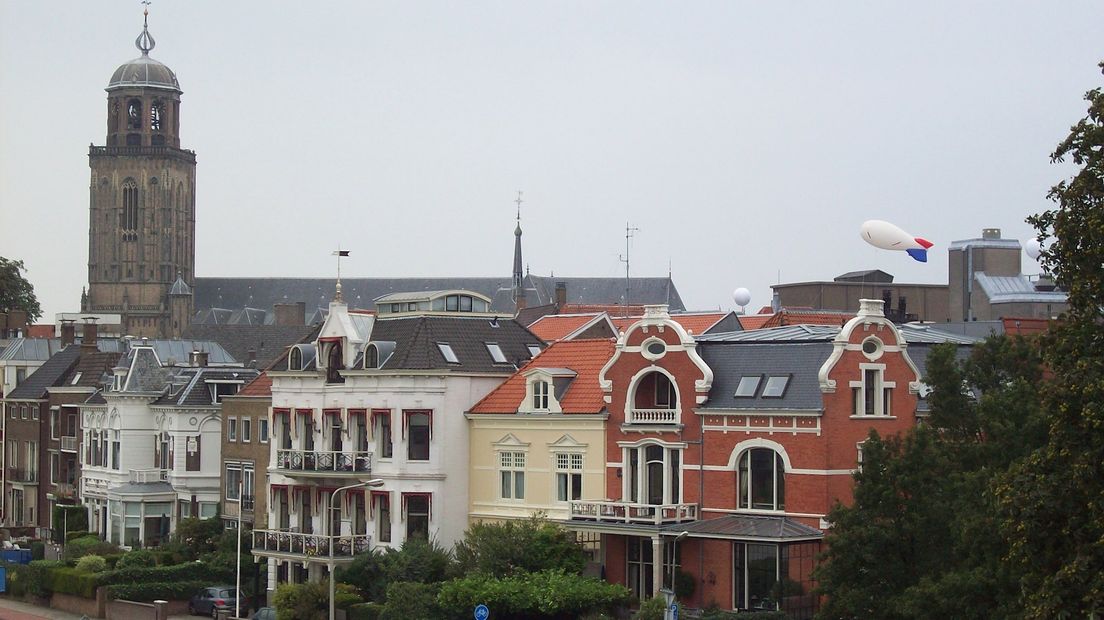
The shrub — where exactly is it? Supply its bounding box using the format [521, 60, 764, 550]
[30, 541, 45, 560]
[336, 549, 389, 601]
[106, 579, 209, 602]
[65, 530, 91, 543]
[4, 562, 28, 597]
[53, 505, 89, 539]
[273, 581, 363, 620]
[170, 517, 225, 558]
[383, 537, 453, 585]
[378, 582, 442, 620]
[75, 554, 108, 573]
[699, 610, 784, 620]
[99, 561, 234, 586]
[454, 516, 586, 578]
[347, 602, 384, 620]
[674, 568, 696, 601]
[633, 596, 667, 620]
[115, 549, 156, 570]
[24, 560, 63, 598]
[49, 566, 102, 598]
[102, 553, 124, 569]
[437, 570, 632, 620]
[63, 535, 120, 562]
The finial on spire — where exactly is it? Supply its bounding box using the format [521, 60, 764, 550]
[332, 249, 350, 303]
[514, 190, 523, 234]
[136, 1, 156, 55]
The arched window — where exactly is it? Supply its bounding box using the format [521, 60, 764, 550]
[289, 348, 303, 371]
[738, 448, 785, 510]
[127, 99, 142, 130]
[326, 342, 344, 384]
[365, 345, 379, 369]
[121, 179, 139, 236]
[150, 100, 163, 131]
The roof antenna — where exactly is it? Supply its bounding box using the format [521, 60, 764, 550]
[618, 222, 640, 318]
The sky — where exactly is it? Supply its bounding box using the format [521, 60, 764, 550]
[2, 1, 1102, 321]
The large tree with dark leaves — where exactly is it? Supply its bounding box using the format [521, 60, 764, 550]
[996, 62, 1104, 618]
[0, 257, 42, 322]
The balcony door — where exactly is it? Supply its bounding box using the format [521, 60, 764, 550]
[626, 444, 681, 506]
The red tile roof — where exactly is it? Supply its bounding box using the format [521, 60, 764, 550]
[739, 309, 853, 330]
[1001, 317, 1051, 336]
[738, 314, 775, 330]
[608, 312, 728, 335]
[237, 372, 272, 397]
[468, 339, 615, 414]
[27, 325, 54, 338]
[561, 304, 646, 316]
[527, 313, 603, 341]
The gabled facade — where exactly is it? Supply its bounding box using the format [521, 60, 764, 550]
[254, 291, 543, 598]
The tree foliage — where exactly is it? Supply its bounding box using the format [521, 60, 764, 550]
[997, 61, 1104, 618]
[0, 257, 42, 322]
[453, 515, 587, 578]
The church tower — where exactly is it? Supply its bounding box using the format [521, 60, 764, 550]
[86, 9, 195, 338]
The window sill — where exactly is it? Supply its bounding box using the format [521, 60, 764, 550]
[849, 415, 897, 420]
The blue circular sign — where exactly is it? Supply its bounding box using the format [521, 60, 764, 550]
[474, 604, 490, 620]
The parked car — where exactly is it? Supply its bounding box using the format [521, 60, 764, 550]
[251, 608, 276, 620]
[188, 586, 243, 618]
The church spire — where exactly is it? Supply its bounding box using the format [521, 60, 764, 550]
[512, 191, 524, 306]
[135, 3, 156, 55]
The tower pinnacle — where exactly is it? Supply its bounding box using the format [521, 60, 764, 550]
[136, 2, 156, 55]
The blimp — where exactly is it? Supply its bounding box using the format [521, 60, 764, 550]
[860, 220, 934, 263]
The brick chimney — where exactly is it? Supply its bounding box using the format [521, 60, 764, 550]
[60, 320, 76, 347]
[190, 350, 209, 367]
[274, 302, 306, 326]
[81, 318, 99, 351]
[555, 282, 568, 308]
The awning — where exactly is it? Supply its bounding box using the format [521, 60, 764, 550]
[661, 514, 824, 543]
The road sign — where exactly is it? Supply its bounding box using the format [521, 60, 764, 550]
[670, 602, 679, 620]
[474, 604, 490, 620]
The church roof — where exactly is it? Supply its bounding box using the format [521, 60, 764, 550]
[108, 12, 179, 92]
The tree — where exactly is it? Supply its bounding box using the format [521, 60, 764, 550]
[453, 515, 586, 578]
[0, 257, 42, 322]
[996, 62, 1104, 618]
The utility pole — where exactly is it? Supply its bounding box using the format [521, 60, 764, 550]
[618, 223, 639, 318]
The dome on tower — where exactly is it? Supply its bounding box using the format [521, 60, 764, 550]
[107, 10, 180, 92]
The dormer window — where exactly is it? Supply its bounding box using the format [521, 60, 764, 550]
[527, 345, 542, 358]
[365, 345, 379, 369]
[446, 294, 474, 312]
[325, 341, 345, 384]
[851, 365, 895, 417]
[485, 343, 508, 364]
[208, 381, 242, 404]
[533, 380, 550, 410]
[437, 343, 459, 364]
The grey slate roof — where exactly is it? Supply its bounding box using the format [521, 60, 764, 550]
[698, 324, 979, 346]
[153, 366, 260, 407]
[182, 324, 316, 369]
[974, 273, 1067, 304]
[665, 515, 823, 541]
[699, 342, 833, 411]
[835, 269, 893, 283]
[193, 275, 685, 316]
[96, 339, 237, 365]
[367, 316, 543, 373]
[107, 481, 175, 496]
[5, 346, 82, 400]
[1, 338, 67, 361]
[122, 347, 169, 393]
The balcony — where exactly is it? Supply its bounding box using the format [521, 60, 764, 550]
[569, 500, 698, 526]
[274, 449, 372, 477]
[54, 482, 77, 499]
[627, 408, 679, 425]
[252, 529, 371, 563]
[129, 468, 168, 483]
[9, 468, 38, 484]
[223, 495, 255, 520]
[60, 436, 78, 453]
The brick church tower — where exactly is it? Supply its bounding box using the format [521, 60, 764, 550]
[86, 9, 194, 338]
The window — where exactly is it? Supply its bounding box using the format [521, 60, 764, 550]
[737, 448, 785, 511]
[50, 452, 60, 484]
[761, 375, 790, 398]
[405, 495, 429, 540]
[241, 418, 252, 443]
[50, 409, 58, 440]
[365, 345, 379, 369]
[15, 368, 26, 386]
[289, 348, 303, 370]
[200, 503, 218, 518]
[242, 464, 255, 508]
[437, 343, 459, 364]
[127, 99, 142, 129]
[499, 451, 526, 500]
[326, 341, 345, 384]
[111, 431, 120, 470]
[8, 405, 14, 419]
[735, 376, 761, 397]
[210, 382, 240, 403]
[226, 463, 242, 501]
[7, 440, 16, 467]
[625, 444, 681, 505]
[32, 405, 38, 420]
[21, 406, 27, 420]
[122, 179, 139, 233]
[71, 372, 82, 385]
[556, 453, 583, 502]
[654, 374, 676, 408]
[851, 366, 893, 416]
[259, 419, 269, 443]
[150, 100, 163, 130]
[533, 380, 550, 410]
[734, 543, 782, 612]
[228, 418, 238, 442]
[375, 493, 392, 543]
[527, 345, 542, 358]
[375, 411, 393, 459]
[407, 412, 430, 461]
[485, 343, 508, 364]
[445, 294, 474, 312]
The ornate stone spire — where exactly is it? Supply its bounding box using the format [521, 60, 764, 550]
[135, 4, 156, 55]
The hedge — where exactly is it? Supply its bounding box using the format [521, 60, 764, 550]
[107, 579, 209, 602]
[348, 602, 384, 620]
[49, 566, 102, 599]
[99, 561, 234, 586]
[699, 611, 785, 620]
[437, 570, 632, 619]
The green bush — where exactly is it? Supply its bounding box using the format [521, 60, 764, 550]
[53, 505, 89, 539]
[24, 560, 63, 598]
[99, 561, 234, 586]
[378, 582, 442, 620]
[75, 554, 108, 573]
[49, 566, 102, 598]
[336, 549, 389, 601]
[273, 581, 363, 620]
[454, 516, 586, 579]
[699, 610, 784, 620]
[102, 553, 124, 569]
[106, 579, 209, 602]
[383, 537, 453, 585]
[63, 535, 120, 561]
[633, 596, 667, 620]
[437, 570, 632, 620]
[65, 530, 91, 543]
[674, 568, 695, 601]
[31, 541, 45, 560]
[115, 549, 156, 570]
[347, 602, 384, 620]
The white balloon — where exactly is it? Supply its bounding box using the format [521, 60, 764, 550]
[1025, 238, 1042, 260]
[732, 287, 752, 307]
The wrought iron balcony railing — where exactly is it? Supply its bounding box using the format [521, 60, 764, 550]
[569, 500, 698, 525]
[275, 449, 372, 474]
[252, 529, 370, 560]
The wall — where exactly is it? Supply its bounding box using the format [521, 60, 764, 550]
[221, 395, 272, 527]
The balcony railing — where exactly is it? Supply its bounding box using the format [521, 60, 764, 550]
[55, 482, 77, 499]
[275, 449, 372, 475]
[627, 408, 679, 424]
[9, 468, 38, 483]
[129, 468, 168, 483]
[252, 529, 370, 560]
[569, 500, 698, 525]
[89, 145, 197, 163]
[60, 436, 78, 453]
[224, 495, 255, 519]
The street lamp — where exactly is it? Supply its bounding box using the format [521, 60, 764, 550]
[661, 531, 690, 620]
[329, 478, 384, 620]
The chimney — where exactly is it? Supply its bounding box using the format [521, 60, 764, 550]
[81, 317, 99, 350]
[60, 320, 76, 347]
[858, 298, 886, 318]
[247, 347, 257, 368]
[190, 350, 209, 367]
[897, 296, 907, 319]
[274, 302, 306, 326]
[982, 228, 1001, 240]
[555, 282, 568, 308]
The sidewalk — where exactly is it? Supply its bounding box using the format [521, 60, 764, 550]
[0, 597, 193, 620]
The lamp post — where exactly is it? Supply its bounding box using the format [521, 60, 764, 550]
[235, 479, 243, 619]
[664, 531, 690, 620]
[329, 478, 384, 620]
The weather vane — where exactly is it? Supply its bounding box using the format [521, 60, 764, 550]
[515, 190, 523, 222]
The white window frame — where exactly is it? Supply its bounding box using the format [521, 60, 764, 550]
[259, 418, 269, 444]
[227, 417, 238, 442]
[499, 451, 526, 500]
[849, 363, 896, 418]
[241, 418, 252, 443]
[555, 452, 583, 502]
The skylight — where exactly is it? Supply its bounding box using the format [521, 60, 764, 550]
[762, 375, 790, 398]
[735, 375, 761, 397]
[437, 343, 459, 364]
[486, 343, 508, 364]
[70, 372, 82, 385]
[527, 345, 542, 358]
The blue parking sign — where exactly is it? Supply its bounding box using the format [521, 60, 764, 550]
[474, 604, 490, 620]
[670, 602, 679, 619]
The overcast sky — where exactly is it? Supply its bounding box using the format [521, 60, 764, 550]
[2, 1, 1102, 321]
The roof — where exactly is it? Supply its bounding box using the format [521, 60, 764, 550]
[193, 274, 686, 316]
[666, 515, 823, 542]
[1, 338, 67, 362]
[375, 290, 491, 304]
[698, 323, 979, 345]
[5, 346, 82, 400]
[367, 316, 542, 373]
[169, 274, 192, 296]
[699, 341, 833, 411]
[469, 339, 615, 414]
[236, 372, 272, 397]
[948, 237, 1022, 251]
[835, 269, 894, 283]
[974, 273, 1068, 305]
[609, 312, 733, 336]
[759, 309, 854, 329]
[527, 313, 605, 341]
[737, 314, 775, 330]
[182, 324, 316, 369]
[97, 339, 237, 365]
[153, 367, 260, 407]
[70, 351, 124, 389]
